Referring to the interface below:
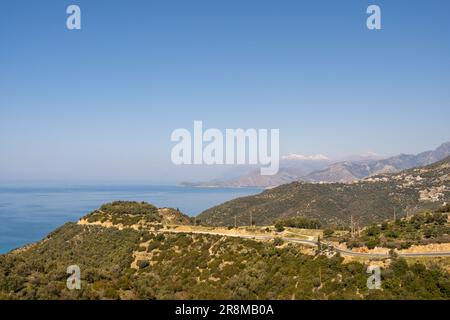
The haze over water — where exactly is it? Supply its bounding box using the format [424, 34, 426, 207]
[0, 184, 261, 254]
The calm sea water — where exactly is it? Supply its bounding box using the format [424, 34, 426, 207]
[0, 184, 261, 254]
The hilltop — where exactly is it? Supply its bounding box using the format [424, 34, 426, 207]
[80, 201, 192, 228]
[197, 156, 450, 228]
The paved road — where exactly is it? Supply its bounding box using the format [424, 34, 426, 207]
[162, 228, 450, 258]
[283, 237, 450, 258]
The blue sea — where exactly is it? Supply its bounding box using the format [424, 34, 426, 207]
[0, 184, 261, 254]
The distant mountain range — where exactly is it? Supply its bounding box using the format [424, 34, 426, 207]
[182, 142, 450, 188]
[197, 155, 450, 227]
[181, 156, 331, 188]
[303, 142, 450, 183]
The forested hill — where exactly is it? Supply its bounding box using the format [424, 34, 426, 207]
[1, 214, 450, 299]
[197, 156, 450, 228]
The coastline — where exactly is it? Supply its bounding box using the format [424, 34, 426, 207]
[0, 184, 262, 254]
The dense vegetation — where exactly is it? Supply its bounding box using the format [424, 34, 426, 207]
[100, 201, 159, 216]
[0, 223, 140, 299]
[84, 201, 191, 226]
[275, 217, 322, 231]
[85, 201, 161, 225]
[343, 207, 450, 250]
[198, 157, 450, 227]
[1, 222, 450, 300]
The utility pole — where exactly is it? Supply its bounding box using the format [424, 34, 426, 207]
[406, 206, 412, 218]
[234, 215, 237, 228]
[350, 215, 354, 238]
[355, 217, 361, 236]
[250, 212, 253, 227]
[319, 267, 322, 287]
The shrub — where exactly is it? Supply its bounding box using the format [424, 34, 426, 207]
[273, 238, 284, 246]
[323, 229, 334, 237]
[276, 216, 321, 229]
[436, 204, 450, 213]
[366, 238, 379, 250]
[155, 234, 165, 242]
[274, 222, 285, 232]
[400, 242, 412, 250]
[104, 287, 119, 299]
[137, 260, 150, 269]
[366, 225, 381, 237]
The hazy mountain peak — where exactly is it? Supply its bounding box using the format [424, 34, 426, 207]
[338, 151, 384, 162]
[303, 142, 450, 183]
[181, 142, 450, 188]
[281, 153, 330, 161]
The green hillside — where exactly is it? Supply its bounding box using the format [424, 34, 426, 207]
[1, 220, 450, 299]
[83, 201, 192, 227]
[197, 157, 450, 228]
[340, 205, 450, 250]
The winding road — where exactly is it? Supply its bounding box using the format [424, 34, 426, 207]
[162, 228, 450, 258]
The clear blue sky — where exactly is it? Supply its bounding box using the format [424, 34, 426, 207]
[1, 0, 449, 182]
